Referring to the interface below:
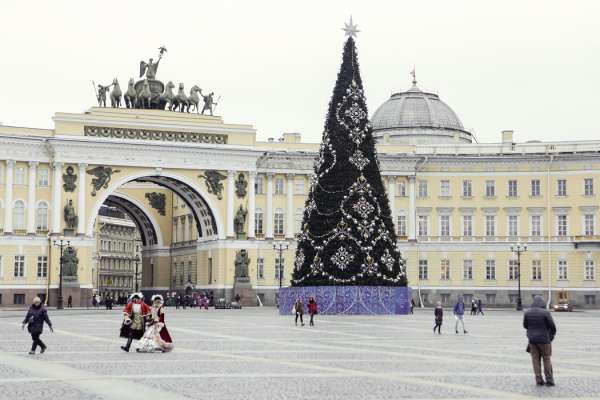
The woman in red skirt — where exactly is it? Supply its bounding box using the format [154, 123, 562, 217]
[307, 296, 318, 327]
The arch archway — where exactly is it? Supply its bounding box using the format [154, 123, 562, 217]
[104, 193, 162, 247]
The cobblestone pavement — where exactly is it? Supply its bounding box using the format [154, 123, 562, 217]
[0, 307, 599, 399]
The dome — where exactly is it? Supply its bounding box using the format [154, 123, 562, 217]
[371, 80, 472, 145]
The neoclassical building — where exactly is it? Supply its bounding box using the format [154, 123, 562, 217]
[0, 80, 599, 307]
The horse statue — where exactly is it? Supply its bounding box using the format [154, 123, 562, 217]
[124, 78, 137, 108]
[188, 85, 202, 113]
[172, 83, 189, 112]
[109, 78, 122, 108]
[137, 79, 152, 109]
[161, 81, 176, 111]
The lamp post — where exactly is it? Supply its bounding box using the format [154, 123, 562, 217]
[510, 242, 527, 311]
[134, 255, 140, 292]
[52, 238, 70, 310]
[273, 242, 289, 289]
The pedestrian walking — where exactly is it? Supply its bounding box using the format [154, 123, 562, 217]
[67, 295, 73, 308]
[433, 301, 443, 334]
[294, 298, 305, 326]
[21, 297, 53, 354]
[453, 297, 468, 334]
[307, 296, 318, 326]
[524, 295, 556, 386]
[410, 298, 416, 314]
[470, 298, 477, 315]
[477, 298, 484, 316]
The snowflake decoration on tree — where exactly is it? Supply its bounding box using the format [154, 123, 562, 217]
[381, 249, 395, 272]
[331, 246, 354, 270]
[349, 150, 369, 171]
[352, 196, 374, 219]
[346, 101, 367, 124]
[362, 255, 378, 275]
[295, 249, 305, 271]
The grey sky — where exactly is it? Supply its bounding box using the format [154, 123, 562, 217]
[1, 0, 599, 144]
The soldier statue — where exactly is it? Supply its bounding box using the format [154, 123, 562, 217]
[234, 206, 247, 238]
[234, 250, 250, 279]
[62, 246, 79, 278]
[96, 83, 113, 107]
[200, 90, 218, 116]
[64, 200, 78, 230]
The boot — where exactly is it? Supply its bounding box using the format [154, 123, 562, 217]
[40, 345, 46, 354]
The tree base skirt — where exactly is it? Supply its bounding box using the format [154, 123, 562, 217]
[278, 286, 412, 315]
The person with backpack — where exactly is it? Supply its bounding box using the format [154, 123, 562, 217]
[21, 297, 53, 354]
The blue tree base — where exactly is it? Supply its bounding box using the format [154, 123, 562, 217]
[278, 286, 412, 315]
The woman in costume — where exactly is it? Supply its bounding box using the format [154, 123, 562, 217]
[120, 293, 151, 352]
[137, 294, 173, 353]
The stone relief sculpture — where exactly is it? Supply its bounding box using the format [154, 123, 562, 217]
[62, 165, 77, 192]
[234, 249, 250, 278]
[145, 192, 166, 216]
[235, 173, 247, 198]
[87, 166, 121, 196]
[199, 170, 227, 200]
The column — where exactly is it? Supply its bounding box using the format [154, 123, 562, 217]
[226, 170, 235, 238]
[3, 160, 15, 234]
[51, 162, 63, 234]
[26, 161, 38, 234]
[387, 176, 396, 223]
[266, 173, 274, 239]
[408, 176, 416, 241]
[286, 173, 295, 239]
[247, 172, 256, 239]
[77, 163, 87, 235]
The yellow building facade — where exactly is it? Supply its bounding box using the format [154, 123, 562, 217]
[0, 82, 599, 307]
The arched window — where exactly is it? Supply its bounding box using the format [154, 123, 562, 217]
[274, 208, 285, 236]
[13, 200, 25, 230]
[255, 208, 263, 235]
[36, 202, 49, 231]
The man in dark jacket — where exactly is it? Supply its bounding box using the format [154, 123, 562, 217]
[22, 297, 53, 354]
[523, 295, 557, 386]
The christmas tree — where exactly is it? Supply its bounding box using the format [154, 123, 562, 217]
[292, 21, 407, 287]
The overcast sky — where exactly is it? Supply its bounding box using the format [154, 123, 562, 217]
[1, 0, 599, 144]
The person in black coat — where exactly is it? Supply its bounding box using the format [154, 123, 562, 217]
[523, 295, 557, 386]
[21, 297, 53, 354]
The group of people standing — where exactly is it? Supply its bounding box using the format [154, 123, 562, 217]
[119, 293, 173, 353]
[293, 297, 318, 326]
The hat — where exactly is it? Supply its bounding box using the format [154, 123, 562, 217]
[151, 294, 164, 303]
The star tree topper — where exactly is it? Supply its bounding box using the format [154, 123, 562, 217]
[342, 16, 360, 38]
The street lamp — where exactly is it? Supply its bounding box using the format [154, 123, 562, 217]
[510, 242, 527, 311]
[52, 238, 70, 310]
[134, 255, 140, 292]
[273, 242, 289, 289]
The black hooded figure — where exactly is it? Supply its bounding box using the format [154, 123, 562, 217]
[524, 295, 557, 386]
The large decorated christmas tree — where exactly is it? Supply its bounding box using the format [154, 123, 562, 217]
[292, 20, 407, 287]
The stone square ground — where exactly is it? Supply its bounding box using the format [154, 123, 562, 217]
[0, 307, 599, 399]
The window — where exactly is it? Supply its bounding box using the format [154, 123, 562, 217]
[13, 200, 25, 230]
[485, 215, 496, 237]
[585, 214, 594, 236]
[418, 259, 428, 280]
[440, 259, 450, 280]
[462, 180, 472, 197]
[15, 167, 25, 185]
[508, 294, 519, 304]
[440, 180, 450, 196]
[295, 209, 303, 233]
[485, 180, 495, 197]
[418, 215, 428, 236]
[585, 260, 595, 280]
[397, 181, 406, 197]
[36, 202, 48, 231]
[255, 176, 264, 194]
[14, 294, 25, 305]
[532, 260, 542, 280]
[585, 295, 596, 305]
[255, 209, 263, 235]
[558, 260, 568, 280]
[14, 255, 25, 277]
[531, 179, 541, 196]
[485, 259, 496, 280]
[418, 180, 428, 197]
[274, 178, 284, 195]
[36, 169, 48, 188]
[440, 293, 450, 305]
[257, 257, 264, 279]
[397, 215, 406, 237]
[531, 215, 541, 237]
[462, 215, 472, 237]
[486, 293, 496, 305]
[557, 215, 568, 237]
[274, 209, 284, 235]
[557, 179, 567, 196]
[37, 256, 48, 278]
[440, 215, 450, 237]
[508, 180, 518, 197]
[294, 179, 305, 195]
[508, 215, 518, 237]
[585, 178, 594, 196]
[275, 257, 285, 280]
[463, 260, 473, 280]
[508, 259, 519, 280]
